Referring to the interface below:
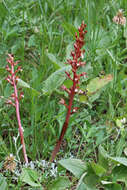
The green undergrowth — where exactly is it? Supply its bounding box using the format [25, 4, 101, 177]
[0, 0, 127, 189]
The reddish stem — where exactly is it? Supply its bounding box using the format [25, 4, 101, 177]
[51, 74, 76, 162]
[11, 64, 28, 164]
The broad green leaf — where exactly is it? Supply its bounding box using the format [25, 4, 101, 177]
[0, 174, 8, 190]
[76, 182, 87, 190]
[98, 145, 109, 170]
[109, 157, 127, 167]
[59, 159, 87, 178]
[84, 172, 99, 189]
[20, 168, 41, 187]
[99, 146, 127, 167]
[76, 182, 98, 190]
[90, 162, 106, 177]
[42, 66, 71, 94]
[98, 145, 109, 159]
[76, 173, 87, 190]
[104, 183, 122, 190]
[87, 74, 113, 93]
[18, 78, 30, 88]
[46, 53, 64, 68]
[116, 137, 125, 157]
[17, 79, 40, 96]
[112, 165, 127, 186]
[48, 176, 70, 190]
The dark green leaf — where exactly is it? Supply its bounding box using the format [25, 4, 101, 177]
[90, 162, 106, 177]
[20, 168, 41, 187]
[48, 176, 70, 190]
[42, 66, 71, 94]
[59, 159, 87, 178]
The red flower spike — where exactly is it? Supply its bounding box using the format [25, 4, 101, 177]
[5, 54, 28, 164]
[51, 21, 87, 162]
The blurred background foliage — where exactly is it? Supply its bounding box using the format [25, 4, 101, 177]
[0, 0, 127, 164]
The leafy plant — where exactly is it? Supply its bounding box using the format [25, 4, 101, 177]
[51, 22, 87, 161]
[59, 145, 127, 189]
[5, 54, 28, 163]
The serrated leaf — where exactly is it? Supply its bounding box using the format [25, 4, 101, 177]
[20, 168, 41, 187]
[42, 66, 71, 94]
[48, 176, 70, 190]
[59, 159, 87, 178]
[87, 74, 113, 93]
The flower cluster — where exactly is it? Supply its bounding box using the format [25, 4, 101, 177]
[6, 54, 24, 107]
[51, 22, 87, 162]
[59, 21, 87, 113]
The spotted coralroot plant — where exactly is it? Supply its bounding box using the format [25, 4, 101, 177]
[6, 54, 28, 163]
[51, 22, 87, 162]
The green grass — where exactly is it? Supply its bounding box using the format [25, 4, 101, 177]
[0, 0, 127, 189]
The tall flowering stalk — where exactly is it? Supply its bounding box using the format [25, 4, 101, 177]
[6, 54, 28, 163]
[51, 22, 87, 162]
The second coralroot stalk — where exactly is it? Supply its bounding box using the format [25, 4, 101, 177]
[51, 22, 87, 162]
[6, 54, 28, 164]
